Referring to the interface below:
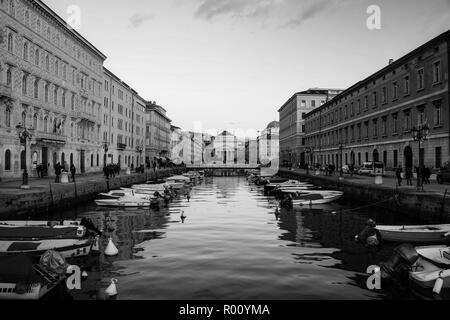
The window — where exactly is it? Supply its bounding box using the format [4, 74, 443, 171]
[300, 100, 306, 108]
[364, 96, 368, 110]
[364, 121, 369, 139]
[45, 55, 50, 71]
[35, 49, 40, 66]
[23, 42, 28, 61]
[373, 119, 378, 137]
[63, 64, 67, 80]
[382, 117, 387, 136]
[43, 116, 48, 132]
[357, 100, 361, 114]
[434, 100, 442, 126]
[394, 150, 398, 168]
[21, 111, 26, 127]
[311, 100, 316, 108]
[417, 68, 425, 90]
[404, 76, 410, 95]
[6, 67, 12, 86]
[392, 114, 398, 133]
[417, 108, 425, 126]
[7, 33, 13, 52]
[71, 94, 75, 110]
[54, 87, 58, 105]
[34, 79, 39, 98]
[33, 114, 38, 129]
[8, 0, 15, 17]
[372, 92, 377, 107]
[433, 61, 441, 84]
[4, 150, 11, 171]
[5, 107, 11, 127]
[404, 111, 411, 131]
[55, 60, 59, 76]
[392, 82, 398, 100]
[436, 147, 442, 169]
[381, 87, 387, 104]
[44, 83, 49, 102]
[22, 74, 28, 95]
[62, 91, 66, 108]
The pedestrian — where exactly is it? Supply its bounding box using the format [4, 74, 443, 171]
[36, 163, 42, 178]
[55, 162, 62, 183]
[70, 163, 76, 183]
[153, 161, 157, 173]
[395, 166, 403, 187]
[406, 167, 413, 186]
[424, 167, 431, 185]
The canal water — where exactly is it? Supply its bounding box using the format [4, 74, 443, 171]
[56, 177, 423, 300]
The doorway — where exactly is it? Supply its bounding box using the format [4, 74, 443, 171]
[404, 146, 413, 169]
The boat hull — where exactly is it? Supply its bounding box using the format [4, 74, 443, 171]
[377, 225, 450, 243]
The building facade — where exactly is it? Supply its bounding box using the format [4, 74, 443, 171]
[145, 102, 172, 164]
[102, 68, 146, 169]
[258, 121, 279, 165]
[278, 89, 342, 168]
[304, 31, 450, 171]
[0, 0, 107, 178]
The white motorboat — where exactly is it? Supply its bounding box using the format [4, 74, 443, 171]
[0, 220, 81, 227]
[95, 195, 152, 207]
[0, 236, 99, 259]
[376, 224, 450, 243]
[0, 224, 86, 240]
[290, 191, 344, 206]
[99, 190, 152, 200]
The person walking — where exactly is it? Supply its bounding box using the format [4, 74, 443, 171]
[153, 161, 157, 173]
[55, 162, 62, 183]
[395, 166, 403, 187]
[70, 163, 76, 183]
[406, 167, 413, 186]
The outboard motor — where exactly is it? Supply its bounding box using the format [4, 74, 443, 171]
[80, 217, 102, 236]
[380, 243, 419, 282]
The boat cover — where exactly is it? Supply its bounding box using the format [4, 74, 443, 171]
[0, 254, 41, 283]
[0, 226, 80, 240]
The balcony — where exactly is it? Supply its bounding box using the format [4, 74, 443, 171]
[35, 132, 67, 145]
[0, 83, 12, 98]
[76, 111, 97, 123]
[117, 143, 126, 150]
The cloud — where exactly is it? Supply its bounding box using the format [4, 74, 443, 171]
[129, 13, 155, 28]
[194, 0, 283, 20]
[280, 0, 336, 29]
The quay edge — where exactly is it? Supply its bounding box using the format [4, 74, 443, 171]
[278, 169, 450, 223]
[0, 169, 183, 219]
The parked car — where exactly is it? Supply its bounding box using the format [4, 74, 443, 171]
[437, 162, 450, 184]
[358, 162, 385, 176]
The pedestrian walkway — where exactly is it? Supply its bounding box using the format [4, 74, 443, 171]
[282, 168, 450, 196]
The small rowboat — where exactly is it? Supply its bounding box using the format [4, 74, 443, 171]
[291, 191, 343, 206]
[0, 254, 64, 300]
[99, 190, 152, 200]
[376, 224, 450, 243]
[0, 225, 86, 241]
[0, 236, 99, 259]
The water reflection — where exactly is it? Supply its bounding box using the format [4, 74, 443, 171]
[50, 177, 427, 300]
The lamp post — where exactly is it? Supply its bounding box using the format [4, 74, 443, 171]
[339, 143, 344, 179]
[16, 124, 34, 189]
[305, 147, 311, 175]
[411, 123, 429, 191]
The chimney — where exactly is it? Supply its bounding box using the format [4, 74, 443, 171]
[389, 59, 394, 65]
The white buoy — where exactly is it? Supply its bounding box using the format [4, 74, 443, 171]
[82, 271, 88, 278]
[105, 279, 118, 297]
[104, 238, 119, 256]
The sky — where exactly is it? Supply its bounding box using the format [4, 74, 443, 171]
[42, 0, 450, 137]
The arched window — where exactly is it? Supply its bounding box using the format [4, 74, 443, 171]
[5, 108, 11, 127]
[7, 33, 13, 52]
[22, 74, 27, 95]
[90, 154, 93, 167]
[54, 87, 58, 105]
[61, 91, 66, 108]
[35, 49, 39, 66]
[23, 42, 28, 61]
[21, 111, 26, 127]
[45, 55, 49, 71]
[53, 118, 57, 133]
[33, 114, 38, 129]
[34, 79, 39, 98]
[71, 123, 74, 137]
[43, 116, 48, 132]
[5, 150, 11, 171]
[6, 68, 12, 86]
[44, 83, 49, 102]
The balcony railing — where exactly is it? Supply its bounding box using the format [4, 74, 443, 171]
[117, 143, 126, 150]
[35, 131, 67, 144]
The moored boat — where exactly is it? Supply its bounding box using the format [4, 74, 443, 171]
[291, 191, 343, 206]
[95, 196, 152, 208]
[376, 224, 450, 243]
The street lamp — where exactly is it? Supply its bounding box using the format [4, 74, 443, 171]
[411, 123, 430, 191]
[305, 147, 311, 175]
[16, 123, 34, 189]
